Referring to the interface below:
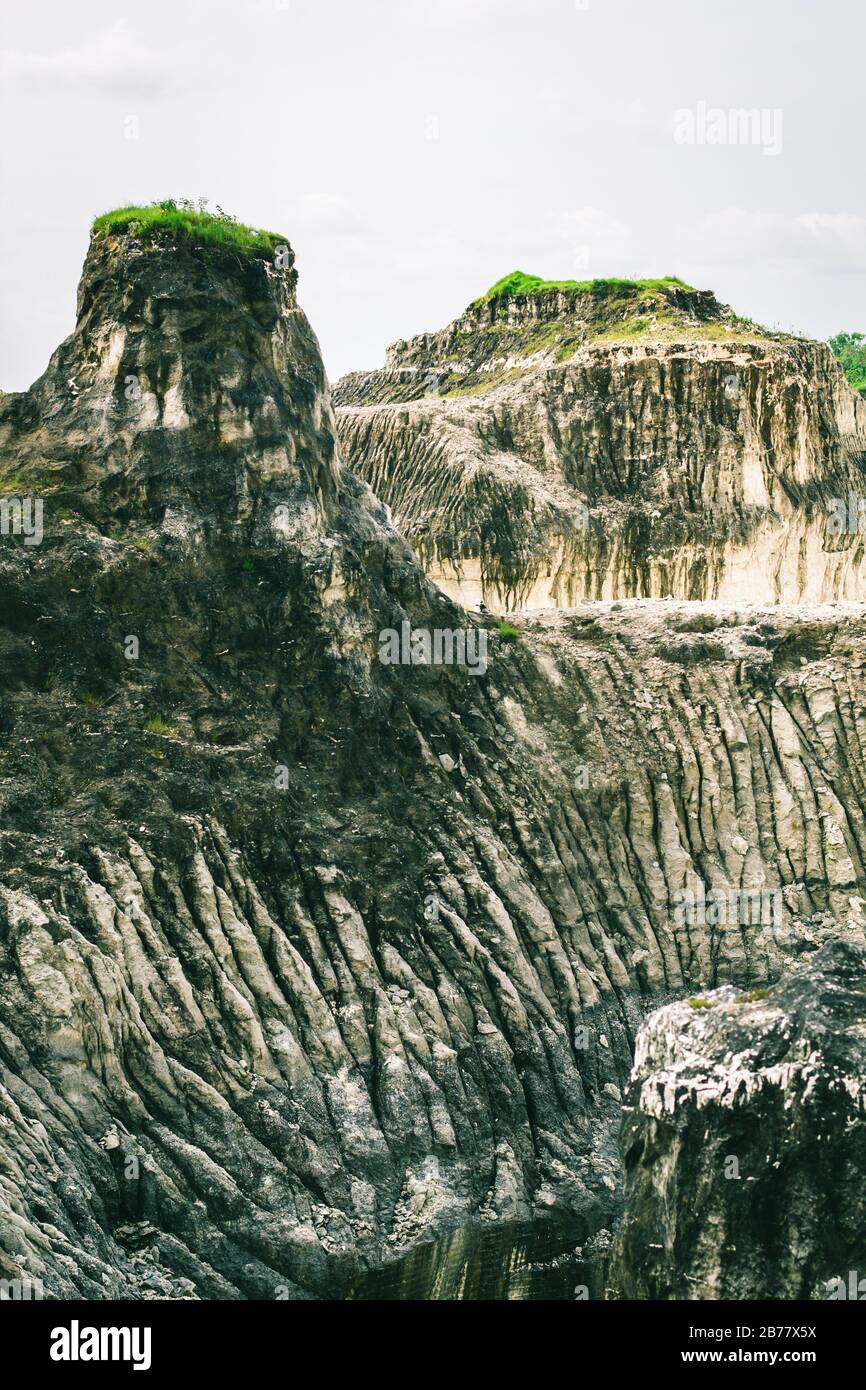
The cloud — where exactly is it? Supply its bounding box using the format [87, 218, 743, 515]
[390, 227, 472, 279]
[554, 207, 637, 265]
[411, 0, 561, 28]
[515, 205, 866, 289]
[535, 86, 670, 142]
[295, 193, 364, 235]
[289, 192, 472, 285]
[0, 21, 230, 96]
[679, 208, 866, 275]
[481, 206, 642, 282]
[289, 193, 377, 277]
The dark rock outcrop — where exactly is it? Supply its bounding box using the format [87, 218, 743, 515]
[610, 939, 866, 1299]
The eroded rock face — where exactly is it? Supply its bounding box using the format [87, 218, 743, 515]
[0, 228, 632, 1299]
[609, 940, 866, 1300]
[2, 228, 866, 1301]
[335, 286, 866, 608]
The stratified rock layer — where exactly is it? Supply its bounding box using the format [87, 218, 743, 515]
[610, 939, 866, 1299]
[335, 284, 866, 608]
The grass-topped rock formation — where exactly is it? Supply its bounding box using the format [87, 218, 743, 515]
[335, 272, 758, 406]
[334, 273, 866, 609]
[3, 207, 866, 1300]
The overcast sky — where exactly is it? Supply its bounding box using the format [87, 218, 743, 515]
[1, 0, 864, 391]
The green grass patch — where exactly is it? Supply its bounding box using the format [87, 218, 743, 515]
[496, 620, 520, 642]
[521, 324, 564, 355]
[555, 340, 581, 362]
[477, 271, 695, 304]
[92, 199, 285, 255]
[688, 996, 714, 1010]
[729, 312, 764, 333]
[740, 987, 770, 1003]
[144, 716, 180, 738]
[442, 367, 524, 397]
[592, 320, 775, 346]
[0, 476, 29, 496]
[0, 471, 60, 495]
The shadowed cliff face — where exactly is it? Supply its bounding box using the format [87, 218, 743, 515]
[1, 230, 340, 526]
[334, 287, 866, 609]
[610, 940, 866, 1300]
[2, 229, 866, 1300]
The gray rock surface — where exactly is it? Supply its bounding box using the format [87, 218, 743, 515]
[610, 940, 866, 1299]
[1, 226, 866, 1299]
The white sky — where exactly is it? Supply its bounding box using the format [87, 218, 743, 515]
[1, 0, 864, 391]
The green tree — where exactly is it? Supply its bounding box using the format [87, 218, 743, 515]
[829, 332, 866, 392]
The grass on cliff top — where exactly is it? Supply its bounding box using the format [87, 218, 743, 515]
[92, 200, 285, 254]
[478, 271, 696, 303]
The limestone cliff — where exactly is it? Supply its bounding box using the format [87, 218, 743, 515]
[2, 226, 866, 1301]
[335, 276, 866, 608]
